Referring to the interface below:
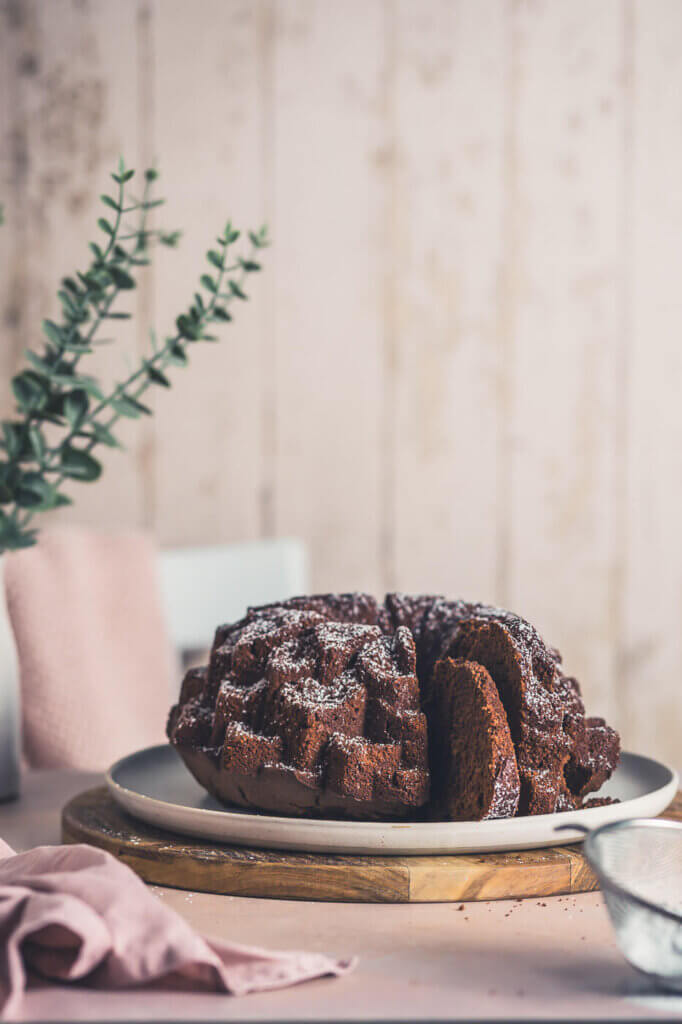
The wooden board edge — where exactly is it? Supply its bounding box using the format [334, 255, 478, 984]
[61, 807, 412, 904]
[560, 844, 599, 894]
[405, 848, 573, 902]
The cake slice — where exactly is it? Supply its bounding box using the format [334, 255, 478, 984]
[428, 658, 520, 821]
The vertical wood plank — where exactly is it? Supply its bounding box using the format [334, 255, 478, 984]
[151, 0, 270, 547]
[0, 0, 35, 420]
[390, 0, 507, 600]
[0, 0, 146, 528]
[623, 0, 682, 765]
[271, 0, 386, 593]
[506, 0, 627, 723]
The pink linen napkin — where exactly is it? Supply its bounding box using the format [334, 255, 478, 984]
[0, 838, 355, 1018]
[4, 527, 175, 770]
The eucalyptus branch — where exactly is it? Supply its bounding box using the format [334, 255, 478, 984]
[0, 160, 268, 551]
[10, 172, 145, 472]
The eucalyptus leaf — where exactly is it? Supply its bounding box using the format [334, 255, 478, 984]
[89, 423, 120, 448]
[42, 319, 65, 347]
[212, 306, 232, 322]
[74, 377, 105, 400]
[2, 423, 22, 459]
[228, 280, 248, 300]
[12, 372, 48, 412]
[249, 227, 269, 248]
[28, 426, 46, 463]
[176, 314, 201, 341]
[60, 446, 102, 482]
[108, 266, 136, 289]
[147, 366, 170, 387]
[111, 394, 150, 418]
[15, 471, 52, 508]
[58, 341, 94, 355]
[34, 411, 66, 427]
[63, 390, 89, 428]
[167, 342, 188, 366]
[57, 289, 79, 315]
[28, 482, 71, 512]
[15, 488, 44, 509]
[112, 168, 134, 184]
[47, 492, 73, 510]
[0, 475, 13, 504]
[0, 526, 38, 550]
[25, 352, 54, 374]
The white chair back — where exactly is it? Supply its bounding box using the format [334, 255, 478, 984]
[157, 537, 308, 654]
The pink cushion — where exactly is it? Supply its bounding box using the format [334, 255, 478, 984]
[4, 527, 174, 771]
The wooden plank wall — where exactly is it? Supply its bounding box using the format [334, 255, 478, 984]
[1, 0, 681, 767]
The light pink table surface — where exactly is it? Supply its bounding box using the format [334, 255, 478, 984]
[0, 771, 679, 1022]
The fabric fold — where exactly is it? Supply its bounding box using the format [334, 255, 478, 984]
[0, 840, 355, 1018]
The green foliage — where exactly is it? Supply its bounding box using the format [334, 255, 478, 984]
[0, 160, 267, 552]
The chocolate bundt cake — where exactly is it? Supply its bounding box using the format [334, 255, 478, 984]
[167, 593, 620, 821]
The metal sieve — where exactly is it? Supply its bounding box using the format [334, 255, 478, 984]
[561, 818, 682, 992]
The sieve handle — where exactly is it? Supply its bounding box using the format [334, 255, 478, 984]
[554, 823, 590, 836]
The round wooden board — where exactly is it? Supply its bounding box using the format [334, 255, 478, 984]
[62, 787, 682, 904]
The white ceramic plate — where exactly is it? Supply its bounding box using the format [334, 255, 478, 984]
[106, 745, 678, 856]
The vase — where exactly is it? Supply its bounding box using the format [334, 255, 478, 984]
[0, 559, 20, 800]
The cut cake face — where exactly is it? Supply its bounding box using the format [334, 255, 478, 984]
[428, 658, 520, 821]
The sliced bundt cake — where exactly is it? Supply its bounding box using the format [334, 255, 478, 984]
[167, 592, 620, 821]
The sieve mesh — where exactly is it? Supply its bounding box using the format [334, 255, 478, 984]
[583, 819, 682, 991]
